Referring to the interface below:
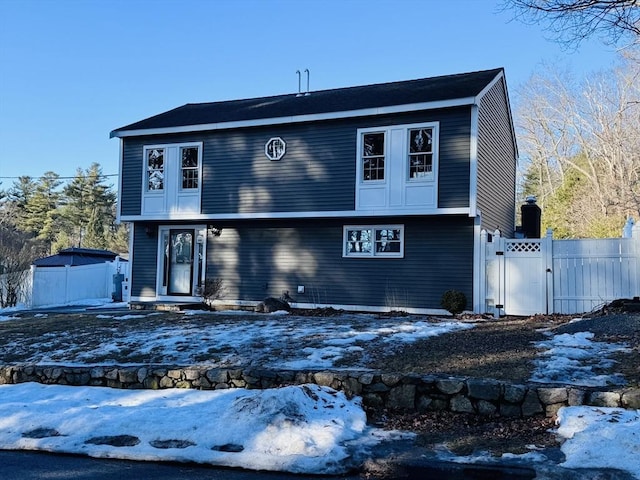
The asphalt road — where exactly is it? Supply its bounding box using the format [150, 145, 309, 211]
[0, 450, 361, 480]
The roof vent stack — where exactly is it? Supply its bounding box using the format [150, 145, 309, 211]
[304, 68, 310, 96]
[296, 69, 310, 96]
[296, 70, 303, 97]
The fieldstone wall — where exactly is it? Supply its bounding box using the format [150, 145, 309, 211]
[1, 364, 638, 417]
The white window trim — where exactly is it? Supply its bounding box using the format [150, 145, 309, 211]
[178, 145, 203, 192]
[143, 145, 167, 195]
[406, 125, 437, 183]
[142, 142, 203, 195]
[356, 122, 439, 186]
[343, 224, 405, 258]
[357, 129, 387, 184]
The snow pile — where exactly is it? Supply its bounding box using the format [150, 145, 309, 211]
[0, 382, 388, 474]
[556, 406, 640, 478]
[530, 331, 629, 386]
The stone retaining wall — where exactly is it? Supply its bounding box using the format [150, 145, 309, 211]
[2, 365, 639, 417]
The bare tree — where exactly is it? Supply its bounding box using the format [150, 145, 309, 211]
[516, 51, 640, 237]
[502, 0, 640, 47]
[0, 226, 42, 308]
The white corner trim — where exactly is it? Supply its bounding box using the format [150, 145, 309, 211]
[469, 104, 479, 218]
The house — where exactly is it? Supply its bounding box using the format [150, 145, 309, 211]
[110, 68, 517, 314]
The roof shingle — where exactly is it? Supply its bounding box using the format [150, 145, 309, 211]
[111, 68, 504, 137]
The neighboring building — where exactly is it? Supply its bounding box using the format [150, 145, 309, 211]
[32, 247, 121, 267]
[110, 68, 517, 313]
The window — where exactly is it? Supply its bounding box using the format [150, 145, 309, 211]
[142, 142, 202, 216]
[181, 146, 199, 189]
[356, 122, 438, 211]
[361, 132, 385, 181]
[146, 148, 165, 191]
[408, 127, 433, 180]
[343, 225, 404, 258]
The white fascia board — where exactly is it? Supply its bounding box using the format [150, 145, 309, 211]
[469, 103, 479, 218]
[111, 98, 476, 138]
[119, 207, 471, 223]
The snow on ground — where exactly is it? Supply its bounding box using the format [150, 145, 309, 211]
[0, 308, 475, 369]
[530, 331, 630, 387]
[2, 302, 640, 476]
[0, 382, 401, 475]
[556, 406, 640, 478]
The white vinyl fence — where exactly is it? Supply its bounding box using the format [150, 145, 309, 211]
[2, 258, 129, 309]
[481, 225, 640, 316]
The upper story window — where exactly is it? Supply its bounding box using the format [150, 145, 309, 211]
[146, 148, 165, 191]
[356, 122, 439, 211]
[361, 132, 385, 181]
[343, 225, 404, 258]
[408, 127, 434, 180]
[181, 146, 199, 190]
[142, 142, 203, 215]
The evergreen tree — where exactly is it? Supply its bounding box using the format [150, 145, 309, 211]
[83, 206, 106, 249]
[60, 163, 115, 248]
[5, 176, 37, 229]
[19, 172, 62, 253]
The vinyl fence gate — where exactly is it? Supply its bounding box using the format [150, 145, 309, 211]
[481, 228, 640, 316]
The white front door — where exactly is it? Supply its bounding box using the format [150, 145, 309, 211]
[157, 225, 206, 298]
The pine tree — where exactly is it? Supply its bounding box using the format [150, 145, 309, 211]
[19, 172, 62, 253]
[60, 163, 115, 248]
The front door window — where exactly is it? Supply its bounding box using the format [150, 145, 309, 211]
[157, 225, 206, 298]
[168, 229, 193, 295]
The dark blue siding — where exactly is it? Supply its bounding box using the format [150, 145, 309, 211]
[477, 78, 517, 236]
[206, 216, 473, 310]
[130, 223, 158, 298]
[119, 107, 472, 217]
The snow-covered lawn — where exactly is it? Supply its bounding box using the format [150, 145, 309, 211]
[0, 308, 475, 369]
[531, 330, 630, 387]
[1, 302, 639, 477]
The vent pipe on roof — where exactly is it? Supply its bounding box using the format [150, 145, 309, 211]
[304, 68, 310, 96]
[296, 69, 310, 96]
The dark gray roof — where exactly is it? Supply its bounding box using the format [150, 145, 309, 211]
[111, 68, 504, 137]
[33, 248, 123, 267]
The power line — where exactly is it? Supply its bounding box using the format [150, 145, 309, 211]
[0, 174, 119, 180]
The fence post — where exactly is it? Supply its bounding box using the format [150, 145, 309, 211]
[64, 265, 71, 305]
[27, 265, 36, 308]
[544, 229, 554, 314]
[477, 229, 488, 314]
[623, 217, 635, 238]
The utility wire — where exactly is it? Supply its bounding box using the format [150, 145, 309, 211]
[0, 174, 119, 180]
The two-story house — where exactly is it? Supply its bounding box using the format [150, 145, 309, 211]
[110, 68, 517, 314]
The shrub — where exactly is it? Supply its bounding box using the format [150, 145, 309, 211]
[441, 290, 467, 315]
[203, 278, 225, 305]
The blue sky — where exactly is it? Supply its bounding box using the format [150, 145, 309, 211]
[0, 0, 620, 186]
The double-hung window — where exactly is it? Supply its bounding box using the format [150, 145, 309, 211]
[146, 148, 165, 191]
[356, 122, 438, 211]
[180, 146, 199, 190]
[343, 225, 404, 258]
[361, 132, 385, 181]
[408, 127, 434, 180]
[142, 142, 203, 215]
